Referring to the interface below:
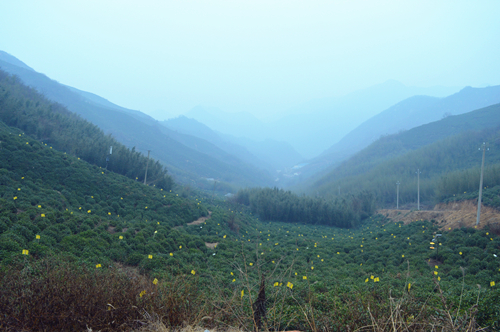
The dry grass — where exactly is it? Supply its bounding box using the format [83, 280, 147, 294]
[0, 257, 486, 332]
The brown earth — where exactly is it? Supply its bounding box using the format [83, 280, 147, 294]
[205, 242, 218, 249]
[186, 210, 212, 226]
[377, 200, 500, 231]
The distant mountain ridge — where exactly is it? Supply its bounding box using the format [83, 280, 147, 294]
[182, 81, 461, 159]
[296, 84, 500, 182]
[163, 115, 304, 172]
[265, 80, 462, 157]
[0, 51, 273, 189]
[305, 101, 500, 198]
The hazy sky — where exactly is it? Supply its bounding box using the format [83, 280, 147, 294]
[1, 0, 499, 120]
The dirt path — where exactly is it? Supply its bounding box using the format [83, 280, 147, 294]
[377, 200, 500, 230]
[205, 242, 218, 249]
[186, 210, 212, 226]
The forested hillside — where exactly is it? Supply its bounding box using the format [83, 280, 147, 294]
[0, 55, 273, 190]
[0, 70, 173, 189]
[309, 125, 500, 208]
[1, 117, 500, 330]
[306, 103, 500, 207]
[234, 187, 375, 228]
[298, 87, 500, 182]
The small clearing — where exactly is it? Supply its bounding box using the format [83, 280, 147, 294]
[378, 200, 500, 231]
[186, 210, 212, 226]
[205, 242, 218, 249]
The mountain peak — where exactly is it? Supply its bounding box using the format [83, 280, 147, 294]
[0, 51, 35, 72]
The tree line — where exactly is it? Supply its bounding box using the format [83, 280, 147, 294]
[233, 187, 375, 228]
[0, 69, 173, 189]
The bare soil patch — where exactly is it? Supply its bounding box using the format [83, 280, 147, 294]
[377, 200, 500, 230]
[186, 210, 212, 226]
[205, 242, 218, 249]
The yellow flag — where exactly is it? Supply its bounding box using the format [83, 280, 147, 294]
[241, 290, 244, 298]
[303, 276, 307, 280]
[22, 249, 29, 255]
[119, 236, 123, 240]
[287, 282, 293, 289]
[36, 235, 40, 239]
[274, 282, 279, 287]
[153, 278, 158, 285]
[148, 255, 153, 259]
[408, 283, 411, 291]
[191, 270, 196, 275]
[96, 264, 101, 268]
[491, 281, 495, 287]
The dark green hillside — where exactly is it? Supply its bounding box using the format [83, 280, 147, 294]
[310, 125, 500, 208]
[299, 87, 500, 183]
[1, 121, 500, 329]
[234, 187, 375, 228]
[308, 103, 500, 205]
[0, 70, 172, 189]
[315, 103, 500, 183]
[0, 121, 206, 264]
[0, 55, 272, 189]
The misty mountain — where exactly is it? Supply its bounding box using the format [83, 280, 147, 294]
[162, 116, 274, 171]
[305, 102, 500, 199]
[265, 80, 461, 158]
[184, 105, 270, 141]
[298, 84, 500, 181]
[0, 51, 273, 189]
[184, 80, 460, 159]
[217, 134, 304, 173]
[163, 115, 304, 172]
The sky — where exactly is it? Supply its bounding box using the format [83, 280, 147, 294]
[1, 0, 499, 121]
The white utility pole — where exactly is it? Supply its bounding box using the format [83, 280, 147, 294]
[416, 169, 421, 210]
[144, 150, 151, 185]
[476, 143, 489, 225]
[396, 181, 400, 210]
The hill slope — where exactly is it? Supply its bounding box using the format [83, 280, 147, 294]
[299, 86, 500, 180]
[1, 116, 499, 330]
[0, 51, 272, 189]
[169, 112, 304, 171]
[306, 104, 500, 207]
